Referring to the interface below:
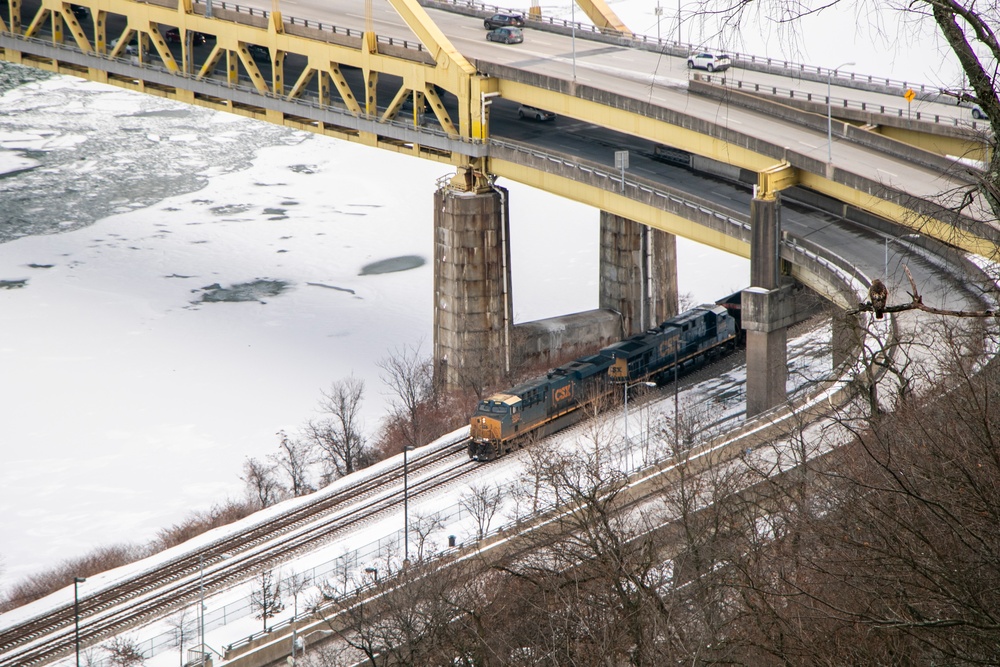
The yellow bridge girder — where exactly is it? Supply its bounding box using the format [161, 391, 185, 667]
[572, 0, 631, 37]
[4, 0, 993, 256]
[7, 0, 486, 150]
[491, 157, 750, 258]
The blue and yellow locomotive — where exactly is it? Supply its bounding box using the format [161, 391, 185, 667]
[469, 304, 739, 461]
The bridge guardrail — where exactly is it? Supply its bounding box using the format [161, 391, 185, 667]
[423, 0, 966, 100]
[189, 0, 427, 52]
[700, 75, 988, 133]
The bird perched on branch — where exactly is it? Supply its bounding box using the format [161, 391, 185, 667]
[869, 279, 888, 319]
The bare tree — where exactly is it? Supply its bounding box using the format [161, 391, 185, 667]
[459, 482, 505, 540]
[240, 457, 286, 509]
[269, 431, 315, 497]
[103, 635, 145, 667]
[249, 569, 285, 630]
[409, 511, 446, 562]
[304, 376, 370, 483]
[166, 608, 194, 667]
[377, 342, 434, 450]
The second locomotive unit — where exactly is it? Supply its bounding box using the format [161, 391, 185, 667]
[469, 303, 738, 461]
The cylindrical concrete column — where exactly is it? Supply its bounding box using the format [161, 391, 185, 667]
[433, 185, 512, 391]
[599, 212, 678, 335]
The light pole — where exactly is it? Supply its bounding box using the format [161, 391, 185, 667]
[571, 0, 576, 81]
[676, 0, 681, 45]
[73, 576, 85, 667]
[655, 1, 662, 42]
[827, 61, 855, 163]
[623, 380, 656, 466]
[403, 445, 415, 565]
[199, 555, 206, 667]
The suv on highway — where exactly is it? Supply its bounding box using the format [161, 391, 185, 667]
[486, 26, 523, 44]
[518, 104, 555, 121]
[686, 52, 732, 72]
[484, 13, 525, 29]
[972, 104, 986, 119]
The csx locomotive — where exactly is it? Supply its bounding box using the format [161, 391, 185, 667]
[469, 303, 739, 461]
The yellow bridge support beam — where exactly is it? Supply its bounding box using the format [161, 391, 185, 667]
[757, 162, 798, 200]
[573, 0, 632, 36]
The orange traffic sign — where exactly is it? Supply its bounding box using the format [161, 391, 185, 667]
[904, 88, 916, 102]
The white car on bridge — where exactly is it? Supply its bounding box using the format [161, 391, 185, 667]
[687, 52, 732, 72]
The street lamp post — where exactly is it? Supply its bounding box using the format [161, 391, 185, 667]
[571, 0, 576, 80]
[73, 577, 86, 667]
[623, 381, 656, 466]
[403, 445, 415, 565]
[827, 61, 855, 163]
[655, 1, 662, 42]
[199, 555, 206, 667]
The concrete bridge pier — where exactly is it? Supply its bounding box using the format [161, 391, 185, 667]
[742, 195, 796, 417]
[433, 184, 512, 391]
[599, 212, 678, 335]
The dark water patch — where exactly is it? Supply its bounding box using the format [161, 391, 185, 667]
[277, 249, 288, 253]
[269, 216, 288, 221]
[194, 279, 290, 303]
[289, 164, 316, 174]
[359, 255, 425, 276]
[165, 273, 194, 279]
[0, 279, 28, 289]
[281, 200, 298, 206]
[263, 208, 286, 216]
[209, 203, 253, 216]
[27, 263, 54, 269]
[307, 282, 356, 295]
[348, 204, 382, 209]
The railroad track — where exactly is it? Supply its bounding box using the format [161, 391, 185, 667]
[0, 439, 476, 667]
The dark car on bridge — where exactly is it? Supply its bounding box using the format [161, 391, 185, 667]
[486, 26, 524, 44]
[484, 13, 524, 29]
[165, 29, 208, 46]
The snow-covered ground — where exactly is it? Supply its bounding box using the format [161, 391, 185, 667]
[0, 73, 753, 594]
[0, 0, 961, 630]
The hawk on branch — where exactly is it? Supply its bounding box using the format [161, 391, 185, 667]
[869, 279, 888, 319]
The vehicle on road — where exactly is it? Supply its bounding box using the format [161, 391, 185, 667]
[687, 52, 732, 72]
[110, 35, 142, 56]
[484, 13, 524, 29]
[469, 302, 739, 461]
[486, 26, 523, 44]
[70, 5, 89, 20]
[165, 29, 207, 45]
[518, 104, 555, 121]
[972, 104, 986, 119]
[247, 44, 269, 61]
